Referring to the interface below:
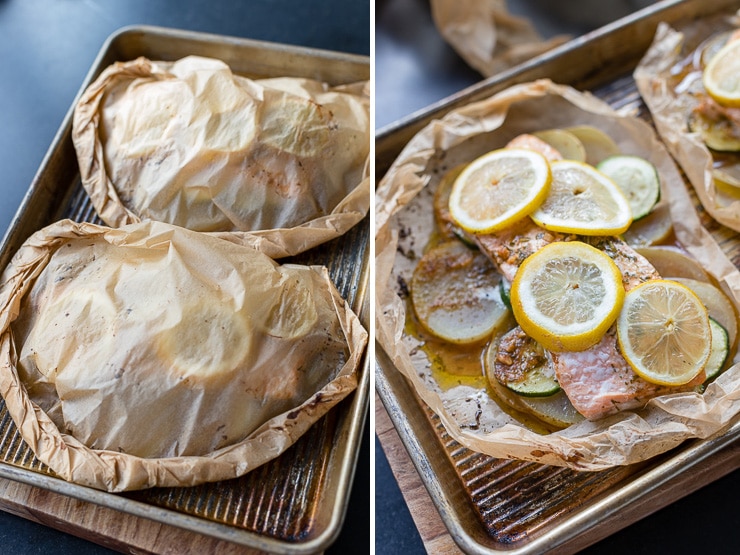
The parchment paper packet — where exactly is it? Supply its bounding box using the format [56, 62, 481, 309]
[72, 55, 370, 259]
[634, 11, 740, 233]
[375, 79, 740, 471]
[0, 219, 367, 491]
[429, 0, 569, 77]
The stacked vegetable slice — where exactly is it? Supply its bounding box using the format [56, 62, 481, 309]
[409, 125, 733, 427]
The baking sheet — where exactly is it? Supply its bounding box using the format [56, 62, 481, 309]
[0, 25, 369, 554]
[375, 0, 740, 552]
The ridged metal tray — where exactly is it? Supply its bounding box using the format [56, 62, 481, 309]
[375, 0, 740, 552]
[0, 25, 369, 555]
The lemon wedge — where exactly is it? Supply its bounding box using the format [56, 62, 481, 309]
[510, 241, 625, 352]
[703, 37, 740, 107]
[530, 160, 632, 235]
[616, 279, 711, 386]
[448, 148, 551, 234]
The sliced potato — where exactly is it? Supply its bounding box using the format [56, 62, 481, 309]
[533, 128, 587, 162]
[517, 390, 584, 429]
[565, 125, 620, 165]
[636, 246, 712, 283]
[688, 109, 740, 152]
[622, 201, 673, 247]
[433, 164, 469, 241]
[714, 177, 740, 207]
[411, 241, 509, 344]
[712, 160, 740, 189]
[671, 277, 738, 350]
[713, 161, 740, 206]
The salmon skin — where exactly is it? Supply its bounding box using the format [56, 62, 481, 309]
[475, 217, 703, 420]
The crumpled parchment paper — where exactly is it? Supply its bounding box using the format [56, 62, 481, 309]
[0, 219, 367, 491]
[72, 55, 370, 259]
[375, 79, 740, 471]
[429, 0, 569, 76]
[634, 10, 740, 233]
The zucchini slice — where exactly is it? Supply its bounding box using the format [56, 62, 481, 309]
[484, 336, 583, 428]
[484, 327, 560, 397]
[597, 155, 661, 220]
[705, 317, 730, 382]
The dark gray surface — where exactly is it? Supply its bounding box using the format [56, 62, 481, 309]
[375, 0, 739, 553]
[0, 0, 369, 553]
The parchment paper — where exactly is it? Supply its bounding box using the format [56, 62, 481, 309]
[0, 219, 367, 491]
[375, 79, 740, 470]
[634, 11, 740, 233]
[429, 0, 569, 76]
[72, 56, 370, 259]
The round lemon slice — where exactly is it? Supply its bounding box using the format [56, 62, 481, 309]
[703, 37, 740, 107]
[530, 160, 632, 235]
[448, 148, 551, 233]
[616, 279, 711, 386]
[510, 241, 625, 352]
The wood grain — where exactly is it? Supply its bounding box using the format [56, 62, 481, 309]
[376, 391, 739, 554]
[375, 392, 462, 554]
[0, 477, 271, 555]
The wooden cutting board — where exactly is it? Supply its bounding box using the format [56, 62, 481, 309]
[375, 392, 462, 555]
[0, 478, 271, 555]
[375, 392, 739, 554]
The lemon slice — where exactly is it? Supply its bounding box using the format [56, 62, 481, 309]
[616, 279, 711, 386]
[703, 37, 740, 107]
[448, 148, 551, 233]
[596, 155, 661, 220]
[510, 241, 625, 352]
[530, 160, 632, 235]
[671, 277, 738, 350]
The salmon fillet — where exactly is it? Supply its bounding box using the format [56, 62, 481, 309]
[475, 217, 703, 420]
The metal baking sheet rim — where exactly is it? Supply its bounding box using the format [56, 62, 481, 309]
[0, 24, 370, 555]
[374, 0, 740, 552]
[376, 349, 740, 554]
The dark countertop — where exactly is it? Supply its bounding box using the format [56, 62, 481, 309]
[0, 0, 368, 553]
[375, 0, 738, 554]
